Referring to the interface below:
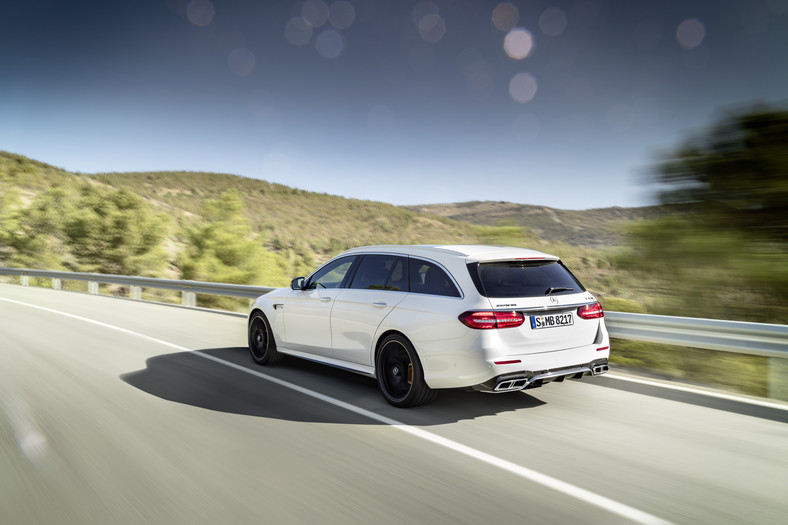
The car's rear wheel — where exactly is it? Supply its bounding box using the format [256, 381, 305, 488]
[248, 312, 282, 365]
[376, 334, 435, 407]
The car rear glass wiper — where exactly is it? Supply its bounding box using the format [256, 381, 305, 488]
[545, 287, 574, 295]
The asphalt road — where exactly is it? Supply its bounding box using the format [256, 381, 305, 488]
[1, 284, 787, 524]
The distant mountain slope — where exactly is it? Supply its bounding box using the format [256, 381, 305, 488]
[405, 201, 667, 248]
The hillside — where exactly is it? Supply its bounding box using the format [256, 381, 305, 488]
[0, 152, 538, 277]
[2, 152, 660, 257]
[405, 201, 666, 248]
[88, 171, 487, 261]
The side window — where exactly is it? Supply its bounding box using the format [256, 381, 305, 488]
[386, 257, 407, 291]
[350, 255, 407, 291]
[409, 258, 461, 298]
[307, 256, 356, 289]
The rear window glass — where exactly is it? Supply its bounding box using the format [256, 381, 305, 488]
[473, 261, 585, 298]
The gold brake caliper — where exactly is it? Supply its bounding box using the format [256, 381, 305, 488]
[407, 363, 413, 385]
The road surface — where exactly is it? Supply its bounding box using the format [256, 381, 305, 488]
[1, 284, 786, 524]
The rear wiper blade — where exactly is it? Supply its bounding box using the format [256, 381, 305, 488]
[545, 287, 573, 295]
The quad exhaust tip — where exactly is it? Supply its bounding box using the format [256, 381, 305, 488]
[493, 362, 609, 392]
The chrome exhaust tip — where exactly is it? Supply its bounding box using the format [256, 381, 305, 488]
[494, 379, 529, 392]
[593, 364, 609, 375]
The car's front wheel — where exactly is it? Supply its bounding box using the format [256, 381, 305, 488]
[376, 334, 435, 407]
[248, 312, 282, 365]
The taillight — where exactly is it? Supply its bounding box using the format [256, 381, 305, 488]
[577, 302, 604, 319]
[459, 311, 525, 329]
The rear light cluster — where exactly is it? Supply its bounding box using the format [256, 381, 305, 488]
[577, 302, 604, 319]
[458, 311, 525, 329]
[460, 302, 604, 330]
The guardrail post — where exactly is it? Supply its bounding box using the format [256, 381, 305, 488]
[52, 278, 61, 290]
[182, 291, 196, 307]
[88, 281, 99, 295]
[768, 358, 788, 401]
[131, 286, 142, 301]
[21, 276, 29, 286]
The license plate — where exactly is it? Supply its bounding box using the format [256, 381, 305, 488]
[530, 312, 574, 329]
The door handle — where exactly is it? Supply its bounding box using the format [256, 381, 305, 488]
[320, 297, 332, 302]
[372, 302, 387, 308]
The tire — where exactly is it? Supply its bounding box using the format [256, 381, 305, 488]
[248, 312, 283, 365]
[376, 334, 435, 408]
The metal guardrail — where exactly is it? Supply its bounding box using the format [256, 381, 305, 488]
[0, 267, 274, 307]
[604, 312, 788, 359]
[1, 267, 786, 359]
[603, 312, 788, 400]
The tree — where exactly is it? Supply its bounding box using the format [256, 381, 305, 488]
[177, 191, 290, 307]
[63, 185, 169, 275]
[623, 106, 788, 322]
[655, 107, 788, 240]
[0, 188, 22, 263]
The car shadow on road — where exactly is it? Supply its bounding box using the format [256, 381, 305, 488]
[120, 347, 547, 425]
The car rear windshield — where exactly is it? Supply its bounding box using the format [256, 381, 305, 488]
[469, 260, 585, 298]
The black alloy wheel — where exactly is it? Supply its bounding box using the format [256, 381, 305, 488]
[248, 312, 282, 365]
[376, 334, 435, 408]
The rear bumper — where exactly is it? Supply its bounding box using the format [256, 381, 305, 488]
[472, 358, 609, 392]
[417, 320, 610, 389]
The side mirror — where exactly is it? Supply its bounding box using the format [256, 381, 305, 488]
[290, 277, 305, 290]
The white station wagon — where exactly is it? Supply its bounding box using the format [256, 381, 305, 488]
[248, 245, 610, 407]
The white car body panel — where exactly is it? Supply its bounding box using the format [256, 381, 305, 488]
[330, 288, 407, 366]
[281, 287, 339, 358]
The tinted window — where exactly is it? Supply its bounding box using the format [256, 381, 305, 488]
[307, 256, 356, 289]
[350, 255, 407, 291]
[409, 259, 461, 297]
[386, 257, 407, 291]
[474, 260, 584, 298]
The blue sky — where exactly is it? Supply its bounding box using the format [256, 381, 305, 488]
[1, 0, 787, 209]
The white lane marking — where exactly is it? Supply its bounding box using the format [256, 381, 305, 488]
[606, 373, 788, 411]
[1, 297, 671, 524]
[0, 297, 187, 351]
